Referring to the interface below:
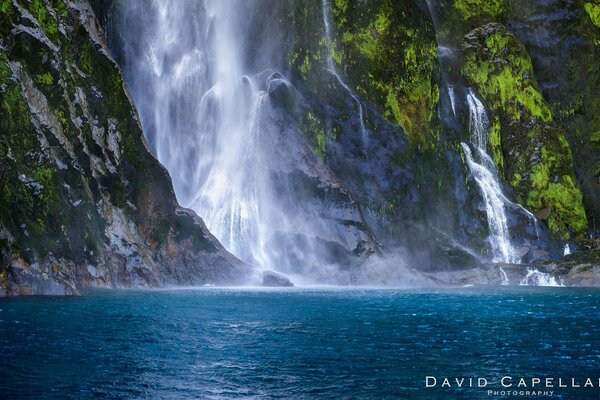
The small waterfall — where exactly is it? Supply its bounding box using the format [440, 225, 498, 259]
[563, 243, 571, 256]
[447, 85, 457, 116]
[499, 266, 510, 285]
[520, 269, 564, 287]
[321, 0, 367, 144]
[462, 89, 520, 264]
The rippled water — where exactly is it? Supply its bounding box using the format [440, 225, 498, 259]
[1, 288, 600, 399]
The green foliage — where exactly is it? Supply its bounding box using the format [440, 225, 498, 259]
[488, 117, 504, 174]
[462, 31, 552, 123]
[331, 0, 439, 146]
[1, 0, 11, 15]
[28, 0, 61, 43]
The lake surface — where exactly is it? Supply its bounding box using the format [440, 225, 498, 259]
[1, 287, 600, 399]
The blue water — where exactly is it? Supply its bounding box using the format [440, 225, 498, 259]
[1, 287, 600, 399]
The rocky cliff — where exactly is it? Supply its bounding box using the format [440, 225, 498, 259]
[0, 0, 248, 295]
[2, 0, 600, 294]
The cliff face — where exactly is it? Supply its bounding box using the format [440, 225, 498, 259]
[2, 0, 599, 294]
[0, 0, 248, 296]
[427, 0, 599, 242]
[280, 0, 560, 267]
[285, 0, 599, 249]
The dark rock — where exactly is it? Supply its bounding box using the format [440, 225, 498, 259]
[262, 270, 294, 287]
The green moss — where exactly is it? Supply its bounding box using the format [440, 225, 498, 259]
[34, 72, 53, 86]
[1, 0, 11, 15]
[302, 111, 327, 158]
[462, 24, 588, 238]
[488, 117, 504, 172]
[454, 0, 503, 21]
[584, 2, 600, 28]
[28, 0, 61, 43]
[592, 130, 600, 146]
[329, 1, 439, 146]
[78, 40, 93, 75]
[462, 32, 552, 123]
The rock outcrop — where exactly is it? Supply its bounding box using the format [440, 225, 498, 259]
[0, 0, 248, 296]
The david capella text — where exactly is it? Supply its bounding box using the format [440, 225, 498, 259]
[425, 376, 600, 394]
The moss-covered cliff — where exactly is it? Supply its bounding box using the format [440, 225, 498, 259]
[287, 0, 439, 147]
[427, 0, 597, 242]
[461, 23, 587, 240]
[0, 0, 247, 295]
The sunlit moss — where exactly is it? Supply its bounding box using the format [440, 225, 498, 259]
[329, 1, 439, 146]
[454, 0, 503, 21]
[34, 72, 53, 86]
[462, 24, 587, 238]
[302, 111, 327, 159]
[28, 0, 60, 42]
[584, 2, 600, 28]
[488, 117, 504, 173]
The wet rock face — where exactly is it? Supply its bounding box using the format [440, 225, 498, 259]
[262, 270, 294, 287]
[461, 22, 587, 241]
[429, 0, 598, 242]
[0, 0, 248, 296]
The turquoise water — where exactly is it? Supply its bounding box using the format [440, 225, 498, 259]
[1, 287, 600, 399]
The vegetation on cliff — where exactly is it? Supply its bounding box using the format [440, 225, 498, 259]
[461, 23, 587, 239]
[0, 0, 245, 295]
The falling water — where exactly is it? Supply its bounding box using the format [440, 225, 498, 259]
[107, 0, 381, 284]
[499, 266, 510, 285]
[461, 89, 520, 264]
[520, 269, 564, 287]
[447, 86, 457, 116]
[321, 0, 367, 144]
[108, 1, 284, 269]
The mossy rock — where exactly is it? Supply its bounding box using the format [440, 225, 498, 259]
[286, 0, 440, 148]
[461, 23, 587, 239]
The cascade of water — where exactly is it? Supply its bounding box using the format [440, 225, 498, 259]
[466, 91, 489, 150]
[108, 0, 383, 285]
[321, 0, 367, 144]
[520, 269, 563, 287]
[499, 266, 510, 285]
[447, 86, 457, 116]
[109, 0, 284, 269]
[462, 89, 520, 264]
[563, 244, 571, 256]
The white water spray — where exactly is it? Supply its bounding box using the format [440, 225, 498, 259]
[520, 269, 564, 287]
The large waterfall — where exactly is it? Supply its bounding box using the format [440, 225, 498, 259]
[461, 89, 520, 264]
[107, 0, 378, 284]
[109, 1, 275, 268]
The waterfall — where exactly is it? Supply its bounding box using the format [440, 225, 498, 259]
[520, 269, 564, 287]
[106, 0, 381, 285]
[461, 89, 520, 264]
[108, 1, 283, 269]
[321, 0, 367, 145]
[447, 86, 456, 116]
[499, 266, 510, 285]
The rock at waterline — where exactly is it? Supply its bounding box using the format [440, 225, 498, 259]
[262, 270, 294, 287]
